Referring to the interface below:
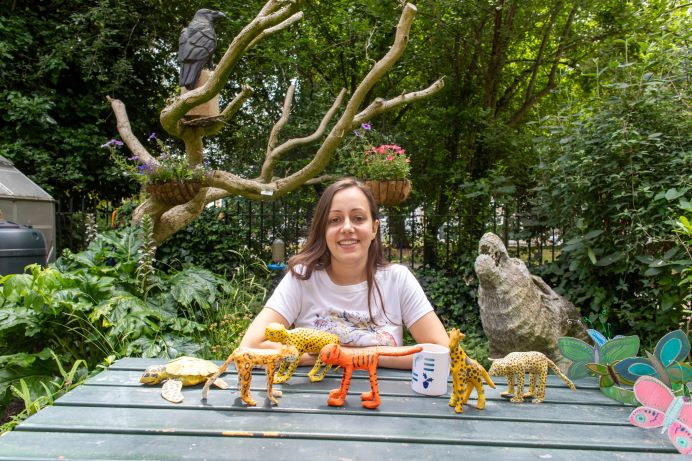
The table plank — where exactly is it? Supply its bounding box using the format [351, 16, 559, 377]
[0, 431, 674, 461]
[12, 403, 675, 453]
[58, 383, 633, 426]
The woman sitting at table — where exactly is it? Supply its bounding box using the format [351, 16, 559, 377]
[239, 178, 449, 368]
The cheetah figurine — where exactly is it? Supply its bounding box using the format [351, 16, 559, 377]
[264, 323, 340, 383]
[201, 345, 299, 406]
[448, 328, 496, 413]
[488, 351, 576, 403]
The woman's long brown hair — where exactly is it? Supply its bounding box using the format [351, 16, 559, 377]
[288, 178, 390, 323]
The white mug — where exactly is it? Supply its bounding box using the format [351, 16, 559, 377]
[411, 343, 450, 396]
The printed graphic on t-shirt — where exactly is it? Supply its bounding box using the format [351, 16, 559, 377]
[313, 310, 396, 346]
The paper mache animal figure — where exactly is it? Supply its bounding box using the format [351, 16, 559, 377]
[320, 343, 422, 409]
[140, 356, 229, 403]
[264, 323, 340, 383]
[201, 345, 299, 406]
[448, 328, 495, 413]
[488, 351, 575, 403]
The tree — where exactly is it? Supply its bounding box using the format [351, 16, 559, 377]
[108, 0, 443, 243]
[393, 0, 680, 266]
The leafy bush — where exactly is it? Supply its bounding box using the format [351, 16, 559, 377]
[415, 260, 489, 366]
[0, 224, 269, 423]
[531, 44, 692, 339]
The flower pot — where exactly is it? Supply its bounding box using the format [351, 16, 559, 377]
[364, 179, 411, 206]
[146, 180, 202, 206]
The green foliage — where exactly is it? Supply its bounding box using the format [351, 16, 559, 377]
[0, 351, 90, 434]
[415, 263, 489, 365]
[531, 34, 692, 339]
[0, 1, 170, 201]
[0, 224, 267, 417]
[674, 216, 692, 332]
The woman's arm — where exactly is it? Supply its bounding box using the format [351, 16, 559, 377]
[377, 311, 449, 369]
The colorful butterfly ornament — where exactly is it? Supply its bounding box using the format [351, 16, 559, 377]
[614, 329, 692, 388]
[629, 376, 692, 455]
[558, 329, 640, 380]
[558, 329, 640, 404]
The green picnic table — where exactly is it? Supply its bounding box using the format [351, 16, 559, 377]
[0, 357, 683, 460]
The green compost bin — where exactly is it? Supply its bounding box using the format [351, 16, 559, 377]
[0, 221, 46, 275]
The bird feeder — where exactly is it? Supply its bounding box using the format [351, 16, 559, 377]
[268, 238, 286, 271]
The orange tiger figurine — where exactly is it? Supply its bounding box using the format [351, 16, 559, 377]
[320, 343, 423, 409]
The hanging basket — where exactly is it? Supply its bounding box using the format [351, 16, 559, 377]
[363, 179, 412, 206]
[146, 180, 202, 206]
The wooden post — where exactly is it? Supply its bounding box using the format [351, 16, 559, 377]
[180, 69, 220, 118]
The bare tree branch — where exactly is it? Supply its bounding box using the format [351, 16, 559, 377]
[352, 78, 445, 128]
[107, 96, 157, 166]
[205, 85, 254, 136]
[245, 12, 304, 51]
[266, 84, 296, 160]
[259, 88, 347, 182]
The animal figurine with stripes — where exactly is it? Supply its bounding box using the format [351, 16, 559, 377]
[320, 343, 422, 409]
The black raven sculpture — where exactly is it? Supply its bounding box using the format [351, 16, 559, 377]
[177, 9, 227, 90]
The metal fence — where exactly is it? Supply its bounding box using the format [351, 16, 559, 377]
[55, 197, 115, 255]
[56, 195, 559, 269]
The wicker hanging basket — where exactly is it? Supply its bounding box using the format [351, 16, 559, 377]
[363, 179, 412, 206]
[146, 180, 202, 206]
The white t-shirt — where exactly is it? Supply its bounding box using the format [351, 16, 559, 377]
[265, 264, 433, 346]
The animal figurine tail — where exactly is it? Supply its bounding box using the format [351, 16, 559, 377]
[547, 358, 576, 391]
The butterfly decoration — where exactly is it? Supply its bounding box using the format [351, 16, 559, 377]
[614, 329, 692, 388]
[629, 375, 692, 455]
[421, 372, 434, 389]
[558, 329, 640, 381]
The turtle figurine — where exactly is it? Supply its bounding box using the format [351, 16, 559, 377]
[140, 356, 229, 403]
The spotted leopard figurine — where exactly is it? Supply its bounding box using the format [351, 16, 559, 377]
[201, 345, 299, 406]
[264, 323, 340, 383]
[488, 351, 576, 403]
[448, 328, 496, 413]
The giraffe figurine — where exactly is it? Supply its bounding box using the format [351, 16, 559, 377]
[448, 328, 496, 413]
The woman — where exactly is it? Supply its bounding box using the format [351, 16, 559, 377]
[240, 178, 448, 368]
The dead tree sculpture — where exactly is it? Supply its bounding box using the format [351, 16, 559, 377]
[108, 1, 443, 243]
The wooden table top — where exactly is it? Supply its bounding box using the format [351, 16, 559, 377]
[0, 357, 683, 460]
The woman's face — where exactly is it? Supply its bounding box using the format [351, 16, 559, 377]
[325, 187, 379, 271]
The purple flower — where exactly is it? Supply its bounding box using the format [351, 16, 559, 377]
[361, 123, 371, 131]
[147, 132, 157, 142]
[100, 139, 124, 148]
[353, 129, 362, 138]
